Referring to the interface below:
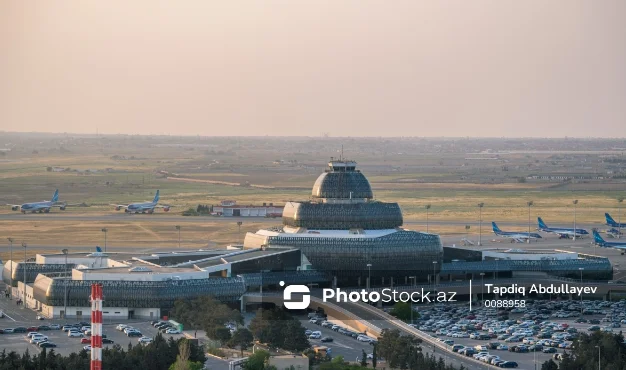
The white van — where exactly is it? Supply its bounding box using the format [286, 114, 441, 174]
[309, 331, 322, 339]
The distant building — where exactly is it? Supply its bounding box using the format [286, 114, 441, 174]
[212, 201, 283, 217]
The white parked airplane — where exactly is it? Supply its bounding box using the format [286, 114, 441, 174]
[111, 190, 172, 213]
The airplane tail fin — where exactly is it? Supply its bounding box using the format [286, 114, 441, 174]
[537, 217, 548, 229]
[153, 190, 160, 203]
[492, 222, 501, 233]
[605, 213, 617, 226]
[593, 230, 605, 244]
[51, 189, 59, 202]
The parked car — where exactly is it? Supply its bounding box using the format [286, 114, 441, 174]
[103, 338, 115, 344]
[68, 331, 83, 338]
[81, 338, 91, 344]
[39, 342, 57, 348]
[321, 337, 333, 343]
[49, 324, 61, 330]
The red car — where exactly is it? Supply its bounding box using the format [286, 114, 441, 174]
[80, 338, 91, 344]
[26, 326, 38, 332]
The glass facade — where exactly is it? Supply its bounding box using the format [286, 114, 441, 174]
[311, 171, 373, 199]
[282, 201, 403, 229]
[265, 230, 443, 282]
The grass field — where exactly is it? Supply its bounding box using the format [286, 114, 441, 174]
[1, 148, 624, 254]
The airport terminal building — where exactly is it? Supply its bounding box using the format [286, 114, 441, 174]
[0, 159, 615, 319]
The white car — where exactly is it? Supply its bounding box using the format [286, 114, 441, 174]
[30, 336, 48, 344]
[308, 333, 322, 339]
[357, 335, 372, 342]
[116, 324, 129, 331]
[49, 324, 61, 330]
[123, 327, 136, 334]
[83, 345, 92, 351]
[138, 336, 153, 344]
[68, 331, 83, 338]
[165, 329, 181, 334]
[27, 332, 40, 338]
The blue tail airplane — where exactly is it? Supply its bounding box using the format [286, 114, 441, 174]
[7, 189, 67, 213]
[605, 213, 626, 228]
[492, 222, 542, 243]
[111, 190, 172, 214]
[592, 230, 626, 250]
[537, 217, 588, 239]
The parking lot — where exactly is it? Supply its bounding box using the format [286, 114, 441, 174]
[0, 288, 184, 357]
[406, 298, 626, 369]
[298, 316, 377, 363]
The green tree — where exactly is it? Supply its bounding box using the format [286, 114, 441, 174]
[244, 350, 270, 370]
[229, 328, 254, 357]
[360, 350, 367, 367]
[541, 360, 558, 370]
[371, 344, 377, 369]
[207, 326, 232, 343]
[388, 302, 417, 322]
[249, 308, 310, 351]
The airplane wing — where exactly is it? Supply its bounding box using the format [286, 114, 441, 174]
[6, 204, 21, 207]
[154, 204, 174, 208]
[110, 204, 129, 209]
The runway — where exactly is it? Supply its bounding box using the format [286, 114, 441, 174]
[0, 213, 606, 230]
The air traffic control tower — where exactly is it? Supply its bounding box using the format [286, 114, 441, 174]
[244, 159, 443, 286]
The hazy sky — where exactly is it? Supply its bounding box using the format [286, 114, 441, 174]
[1, 1, 625, 137]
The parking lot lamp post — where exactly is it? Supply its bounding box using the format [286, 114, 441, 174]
[425, 204, 431, 233]
[8, 238, 13, 300]
[595, 345, 600, 370]
[573, 200, 578, 241]
[22, 242, 27, 309]
[408, 276, 416, 324]
[480, 273, 485, 304]
[527, 201, 533, 244]
[366, 263, 372, 290]
[62, 249, 68, 318]
[579, 268, 584, 314]
[477, 203, 484, 246]
[101, 228, 108, 252]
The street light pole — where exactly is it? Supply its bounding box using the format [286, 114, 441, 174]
[175, 225, 181, 248]
[408, 276, 415, 324]
[618, 197, 624, 239]
[477, 203, 484, 246]
[527, 201, 533, 244]
[366, 263, 372, 290]
[573, 200, 578, 241]
[425, 204, 431, 233]
[62, 249, 68, 319]
[595, 345, 601, 370]
[22, 242, 27, 309]
[480, 273, 485, 304]
[7, 238, 13, 300]
[432, 261, 438, 292]
[101, 228, 108, 252]
[579, 267, 584, 314]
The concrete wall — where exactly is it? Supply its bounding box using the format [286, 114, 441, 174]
[39, 304, 160, 319]
[482, 251, 578, 261]
[269, 356, 309, 370]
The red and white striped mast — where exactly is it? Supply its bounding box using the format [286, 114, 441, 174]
[90, 283, 103, 370]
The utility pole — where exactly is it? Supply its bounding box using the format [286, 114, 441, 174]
[7, 238, 13, 300]
[62, 249, 68, 318]
[175, 225, 181, 248]
[527, 201, 533, 244]
[425, 204, 431, 233]
[22, 242, 27, 309]
[101, 228, 108, 252]
[477, 203, 484, 246]
[366, 263, 372, 290]
[573, 200, 578, 241]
